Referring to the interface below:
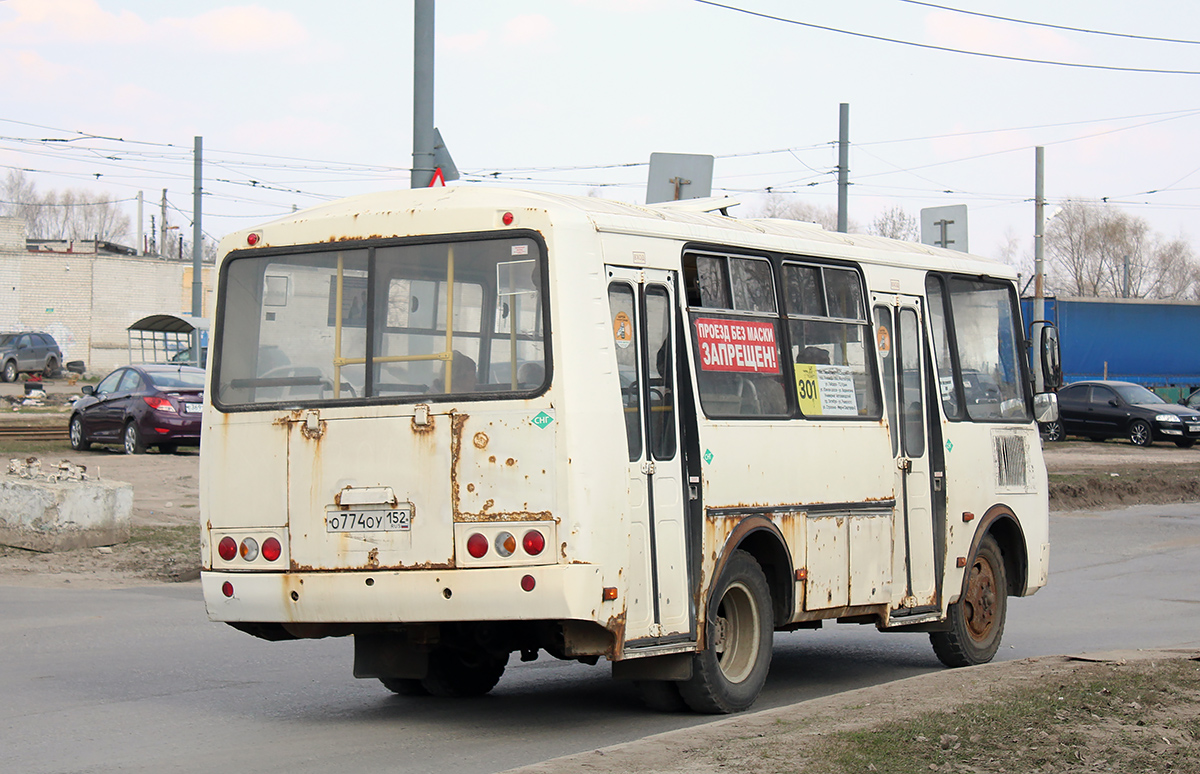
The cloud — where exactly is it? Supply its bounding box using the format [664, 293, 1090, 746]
[501, 14, 555, 46]
[924, 11, 1082, 62]
[0, 1, 307, 53]
[0, 49, 81, 97]
[160, 6, 309, 52]
[0, 0, 150, 43]
[441, 31, 491, 55]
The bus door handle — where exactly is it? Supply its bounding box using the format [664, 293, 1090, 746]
[641, 460, 656, 475]
[896, 457, 912, 472]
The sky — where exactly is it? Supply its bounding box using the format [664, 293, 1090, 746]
[2, 0, 1200, 268]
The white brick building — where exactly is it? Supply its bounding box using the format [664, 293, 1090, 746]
[0, 217, 215, 374]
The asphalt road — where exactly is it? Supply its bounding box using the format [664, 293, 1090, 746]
[2, 503, 1198, 774]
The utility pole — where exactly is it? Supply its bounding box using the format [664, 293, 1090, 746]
[1033, 147, 1045, 324]
[192, 136, 203, 317]
[837, 103, 850, 233]
[160, 189, 168, 260]
[411, 1, 435, 188]
[136, 191, 143, 256]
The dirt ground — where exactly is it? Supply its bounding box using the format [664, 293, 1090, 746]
[2, 389, 1199, 772]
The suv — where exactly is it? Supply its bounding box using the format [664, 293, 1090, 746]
[0, 331, 63, 382]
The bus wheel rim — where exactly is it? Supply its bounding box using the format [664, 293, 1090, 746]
[714, 580, 760, 684]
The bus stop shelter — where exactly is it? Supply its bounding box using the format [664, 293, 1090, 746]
[126, 314, 209, 367]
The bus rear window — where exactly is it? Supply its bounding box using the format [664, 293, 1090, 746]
[213, 236, 548, 407]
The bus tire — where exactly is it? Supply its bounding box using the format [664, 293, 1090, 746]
[379, 677, 429, 697]
[633, 680, 688, 712]
[420, 648, 506, 698]
[679, 550, 773, 714]
[931, 535, 1007, 667]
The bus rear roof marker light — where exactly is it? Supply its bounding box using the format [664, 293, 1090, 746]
[502, 212, 514, 226]
[247, 232, 260, 246]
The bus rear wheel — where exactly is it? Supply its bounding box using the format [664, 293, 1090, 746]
[420, 648, 507, 698]
[931, 535, 1007, 667]
[679, 550, 773, 714]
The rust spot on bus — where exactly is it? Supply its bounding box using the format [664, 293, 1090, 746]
[473, 432, 489, 449]
[366, 547, 380, 569]
[454, 509, 553, 524]
[410, 415, 437, 434]
[449, 411, 468, 519]
[505, 458, 515, 467]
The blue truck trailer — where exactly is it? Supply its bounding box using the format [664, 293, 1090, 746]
[1022, 296, 1200, 390]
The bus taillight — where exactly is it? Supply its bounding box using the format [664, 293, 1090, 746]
[466, 533, 489, 558]
[522, 530, 545, 556]
[218, 536, 237, 561]
[239, 538, 259, 561]
[262, 537, 282, 562]
[495, 532, 517, 557]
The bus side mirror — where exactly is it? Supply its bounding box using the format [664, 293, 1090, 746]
[1029, 322, 1062, 393]
[1034, 392, 1058, 423]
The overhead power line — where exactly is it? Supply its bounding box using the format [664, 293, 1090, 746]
[692, 0, 1200, 75]
[896, 0, 1200, 46]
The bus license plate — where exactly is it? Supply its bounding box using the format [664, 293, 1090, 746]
[326, 507, 412, 533]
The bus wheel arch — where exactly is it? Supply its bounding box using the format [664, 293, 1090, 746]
[972, 505, 1028, 597]
[711, 515, 794, 628]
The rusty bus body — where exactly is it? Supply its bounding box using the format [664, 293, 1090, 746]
[201, 187, 1056, 713]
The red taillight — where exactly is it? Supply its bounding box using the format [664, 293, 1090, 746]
[143, 396, 176, 413]
[522, 530, 545, 556]
[520, 574, 536, 592]
[217, 536, 237, 561]
[466, 533, 488, 558]
[221, 581, 234, 598]
[262, 537, 281, 562]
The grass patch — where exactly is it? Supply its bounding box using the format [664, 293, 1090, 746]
[0, 440, 74, 456]
[825, 660, 1200, 773]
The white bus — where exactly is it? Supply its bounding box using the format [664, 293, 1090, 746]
[201, 187, 1060, 713]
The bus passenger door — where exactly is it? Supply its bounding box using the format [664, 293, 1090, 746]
[607, 267, 692, 644]
[873, 296, 939, 613]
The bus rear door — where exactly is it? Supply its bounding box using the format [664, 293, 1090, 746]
[606, 266, 692, 644]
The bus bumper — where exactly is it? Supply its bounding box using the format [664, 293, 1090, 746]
[202, 564, 612, 625]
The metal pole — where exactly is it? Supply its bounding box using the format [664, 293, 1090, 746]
[837, 103, 850, 233]
[412, 1, 435, 188]
[1033, 146, 1045, 324]
[192, 136, 203, 317]
[136, 191, 143, 257]
[160, 189, 167, 260]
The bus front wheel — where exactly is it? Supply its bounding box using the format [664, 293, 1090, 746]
[931, 535, 1007, 667]
[679, 550, 773, 714]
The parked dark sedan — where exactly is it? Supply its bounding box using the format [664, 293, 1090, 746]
[1043, 380, 1200, 447]
[69, 364, 205, 454]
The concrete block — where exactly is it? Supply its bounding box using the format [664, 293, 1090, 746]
[0, 478, 133, 552]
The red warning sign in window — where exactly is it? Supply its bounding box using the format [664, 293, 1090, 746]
[694, 318, 780, 374]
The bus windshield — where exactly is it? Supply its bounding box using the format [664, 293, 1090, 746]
[213, 235, 547, 407]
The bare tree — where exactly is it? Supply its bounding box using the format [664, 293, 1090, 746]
[0, 170, 131, 243]
[868, 205, 919, 242]
[748, 192, 855, 233]
[1045, 199, 1198, 299]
